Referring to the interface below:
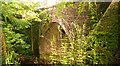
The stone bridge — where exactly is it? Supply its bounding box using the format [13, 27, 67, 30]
[34, 2, 91, 59]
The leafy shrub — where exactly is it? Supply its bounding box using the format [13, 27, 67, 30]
[1, 1, 45, 64]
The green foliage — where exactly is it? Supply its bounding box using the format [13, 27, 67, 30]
[1, 1, 49, 64]
[56, 2, 67, 18]
[1, 2, 40, 29]
[3, 51, 19, 64]
[1, 1, 119, 64]
[49, 2, 119, 65]
[78, 2, 84, 14]
[3, 23, 30, 54]
[56, 2, 75, 18]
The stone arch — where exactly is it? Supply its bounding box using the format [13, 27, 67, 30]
[39, 22, 61, 59]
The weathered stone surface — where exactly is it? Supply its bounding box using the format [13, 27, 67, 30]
[48, 2, 90, 39]
[39, 22, 61, 59]
[39, 2, 90, 60]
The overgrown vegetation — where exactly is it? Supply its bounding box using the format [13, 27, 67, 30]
[1, 1, 120, 65]
[1, 1, 49, 64]
[49, 2, 120, 64]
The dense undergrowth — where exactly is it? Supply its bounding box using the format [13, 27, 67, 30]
[1, 1, 120, 65]
[49, 2, 120, 64]
[1, 1, 49, 64]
